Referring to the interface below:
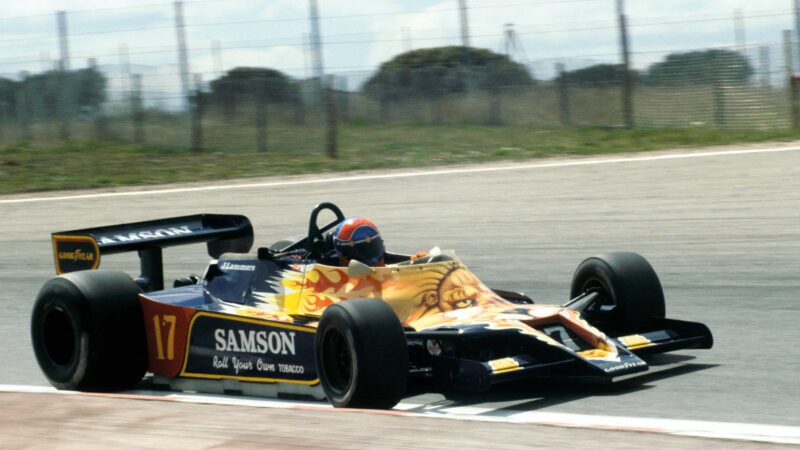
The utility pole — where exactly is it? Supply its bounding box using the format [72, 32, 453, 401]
[131, 74, 144, 144]
[503, 23, 527, 60]
[56, 11, 72, 140]
[301, 34, 311, 81]
[191, 74, 203, 152]
[458, 0, 470, 47]
[211, 39, 223, 79]
[784, 30, 794, 81]
[504, 24, 514, 57]
[785, 30, 799, 127]
[39, 52, 51, 72]
[616, 0, 633, 129]
[734, 9, 746, 51]
[402, 27, 413, 52]
[119, 44, 131, 106]
[308, 1, 336, 156]
[795, 0, 800, 72]
[57, 11, 70, 71]
[759, 46, 770, 88]
[174, 1, 191, 109]
[308, 0, 325, 101]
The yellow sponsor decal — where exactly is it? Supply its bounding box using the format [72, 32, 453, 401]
[52, 234, 101, 274]
[578, 348, 617, 360]
[618, 334, 654, 349]
[488, 357, 521, 374]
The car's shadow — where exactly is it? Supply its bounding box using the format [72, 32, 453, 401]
[401, 354, 718, 414]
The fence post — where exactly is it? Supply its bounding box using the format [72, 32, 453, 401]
[94, 102, 110, 141]
[488, 87, 502, 126]
[759, 46, 770, 89]
[190, 74, 203, 152]
[89, 58, 109, 141]
[333, 76, 349, 123]
[293, 97, 306, 125]
[256, 83, 267, 152]
[617, 1, 634, 128]
[56, 11, 72, 141]
[15, 90, 28, 141]
[379, 98, 390, 123]
[784, 30, 794, 81]
[58, 62, 72, 140]
[324, 76, 338, 159]
[131, 74, 144, 144]
[556, 63, 572, 127]
[16, 72, 32, 141]
[713, 64, 726, 128]
[784, 31, 796, 128]
[792, 75, 800, 128]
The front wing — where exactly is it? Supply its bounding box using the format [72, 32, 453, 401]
[406, 318, 713, 391]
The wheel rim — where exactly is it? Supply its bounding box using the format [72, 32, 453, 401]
[582, 277, 616, 311]
[42, 306, 76, 366]
[321, 327, 353, 396]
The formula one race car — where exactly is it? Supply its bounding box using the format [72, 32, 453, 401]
[32, 202, 713, 409]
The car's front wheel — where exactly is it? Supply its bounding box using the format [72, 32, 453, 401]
[570, 252, 666, 333]
[315, 299, 408, 409]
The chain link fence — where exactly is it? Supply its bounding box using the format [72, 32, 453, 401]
[1, 2, 799, 153]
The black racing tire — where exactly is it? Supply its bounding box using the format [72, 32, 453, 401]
[315, 299, 408, 409]
[31, 270, 147, 391]
[570, 252, 666, 332]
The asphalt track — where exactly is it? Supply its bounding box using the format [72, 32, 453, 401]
[2, 143, 800, 447]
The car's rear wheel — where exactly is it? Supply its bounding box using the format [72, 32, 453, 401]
[31, 270, 147, 391]
[315, 299, 408, 409]
[570, 252, 665, 333]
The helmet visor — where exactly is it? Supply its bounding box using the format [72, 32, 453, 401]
[336, 236, 384, 266]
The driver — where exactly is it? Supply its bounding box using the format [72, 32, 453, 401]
[333, 216, 430, 267]
[333, 217, 386, 267]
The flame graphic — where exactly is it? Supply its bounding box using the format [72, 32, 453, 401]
[240, 259, 618, 362]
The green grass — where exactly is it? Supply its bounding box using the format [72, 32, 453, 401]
[2, 124, 800, 195]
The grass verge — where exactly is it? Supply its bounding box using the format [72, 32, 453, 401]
[2, 125, 799, 195]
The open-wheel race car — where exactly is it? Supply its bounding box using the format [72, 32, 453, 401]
[32, 202, 713, 409]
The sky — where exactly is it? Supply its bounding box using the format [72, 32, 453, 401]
[0, 0, 797, 103]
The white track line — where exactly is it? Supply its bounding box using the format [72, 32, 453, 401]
[2, 145, 799, 205]
[2, 385, 798, 445]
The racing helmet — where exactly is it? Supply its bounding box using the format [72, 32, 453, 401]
[333, 217, 385, 266]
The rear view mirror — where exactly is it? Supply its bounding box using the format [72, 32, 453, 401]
[347, 259, 375, 278]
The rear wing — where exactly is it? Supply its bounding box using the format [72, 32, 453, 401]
[52, 214, 253, 291]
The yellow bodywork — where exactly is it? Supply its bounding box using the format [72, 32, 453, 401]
[223, 258, 622, 363]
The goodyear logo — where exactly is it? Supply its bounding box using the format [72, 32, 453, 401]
[52, 235, 100, 274]
[57, 249, 95, 262]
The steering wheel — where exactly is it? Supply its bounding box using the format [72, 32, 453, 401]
[307, 202, 346, 259]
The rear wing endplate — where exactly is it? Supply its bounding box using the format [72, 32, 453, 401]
[52, 214, 253, 291]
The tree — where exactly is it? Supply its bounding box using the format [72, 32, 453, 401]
[362, 46, 533, 102]
[644, 49, 752, 86]
[73, 67, 107, 110]
[556, 64, 631, 88]
[16, 67, 106, 118]
[209, 67, 299, 115]
[0, 77, 17, 115]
